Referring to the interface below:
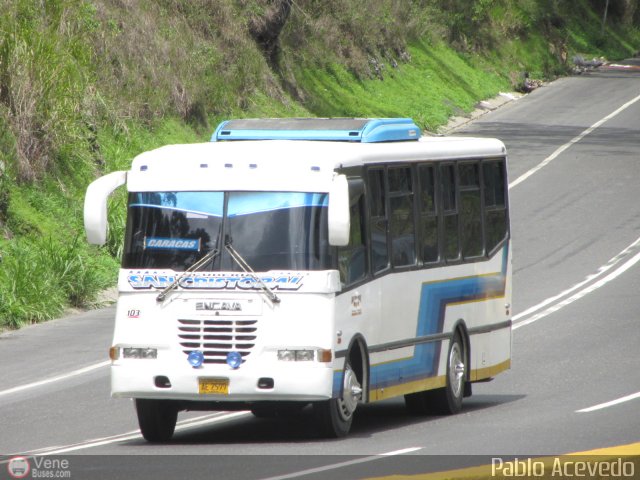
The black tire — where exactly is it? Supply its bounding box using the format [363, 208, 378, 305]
[135, 399, 178, 442]
[314, 361, 362, 438]
[404, 331, 466, 415]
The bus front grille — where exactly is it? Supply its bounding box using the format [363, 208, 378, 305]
[177, 318, 258, 364]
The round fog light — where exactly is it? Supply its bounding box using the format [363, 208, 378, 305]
[226, 351, 242, 369]
[187, 350, 204, 368]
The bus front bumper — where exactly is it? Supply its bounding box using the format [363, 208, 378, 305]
[110, 360, 336, 403]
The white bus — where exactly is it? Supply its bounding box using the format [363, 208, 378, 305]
[84, 118, 512, 442]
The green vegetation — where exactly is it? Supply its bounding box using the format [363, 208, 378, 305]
[1, 0, 639, 328]
[295, 43, 511, 131]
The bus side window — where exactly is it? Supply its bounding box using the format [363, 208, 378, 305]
[338, 181, 367, 286]
[388, 166, 416, 267]
[418, 164, 439, 263]
[459, 162, 483, 259]
[441, 163, 460, 262]
[368, 168, 389, 273]
[483, 160, 508, 253]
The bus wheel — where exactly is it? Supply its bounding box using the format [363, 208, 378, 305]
[135, 399, 178, 442]
[405, 332, 466, 415]
[430, 332, 466, 414]
[314, 361, 362, 438]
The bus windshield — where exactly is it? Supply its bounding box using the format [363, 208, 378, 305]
[122, 191, 332, 272]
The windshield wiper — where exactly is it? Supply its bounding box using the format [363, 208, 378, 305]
[156, 248, 220, 303]
[224, 239, 280, 305]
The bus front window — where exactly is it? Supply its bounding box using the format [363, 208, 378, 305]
[122, 191, 332, 272]
[122, 191, 223, 270]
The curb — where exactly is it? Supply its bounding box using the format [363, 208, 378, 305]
[435, 91, 524, 135]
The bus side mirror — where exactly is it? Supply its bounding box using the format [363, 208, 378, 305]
[328, 174, 350, 246]
[84, 171, 127, 245]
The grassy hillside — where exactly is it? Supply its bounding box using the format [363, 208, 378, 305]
[0, 0, 639, 328]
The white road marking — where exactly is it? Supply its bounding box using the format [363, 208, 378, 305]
[508, 92, 640, 189]
[513, 235, 640, 329]
[577, 391, 640, 413]
[381, 447, 424, 456]
[40, 411, 250, 455]
[0, 360, 110, 398]
[258, 447, 423, 480]
[1, 411, 250, 459]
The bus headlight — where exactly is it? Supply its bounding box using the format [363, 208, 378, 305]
[277, 349, 315, 361]
[277, 350, 297, 361]
[295, 350, 315, 361]
[122, 347, 158, 359]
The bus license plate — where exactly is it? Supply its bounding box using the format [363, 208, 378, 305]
[198, 378, 229, 395]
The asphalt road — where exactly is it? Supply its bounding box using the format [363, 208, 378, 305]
[1, 60, 639, 479]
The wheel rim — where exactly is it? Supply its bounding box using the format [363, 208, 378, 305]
[337, 366, 362, 421]
[449, 341, 465, 399]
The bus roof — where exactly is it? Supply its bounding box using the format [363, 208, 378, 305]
[127, 135, 506, 193]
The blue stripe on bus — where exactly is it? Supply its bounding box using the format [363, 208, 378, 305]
[332, 245, 509, 397]
[131, 192, 327, 218]
[227, 192, 327, 217]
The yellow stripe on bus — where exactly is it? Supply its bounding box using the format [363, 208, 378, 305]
[371, 376, 446, 401]
[368, 361, 511, 401]
[471, 359, 511, 382]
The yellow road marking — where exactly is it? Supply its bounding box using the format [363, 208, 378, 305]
[567, 442, 640, 456]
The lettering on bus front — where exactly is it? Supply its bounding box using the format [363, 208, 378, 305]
[126, 273, 304, 291]
[196, 301, 242, 311]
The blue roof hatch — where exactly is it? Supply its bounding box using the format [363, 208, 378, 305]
[210, 118, 420, 143]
